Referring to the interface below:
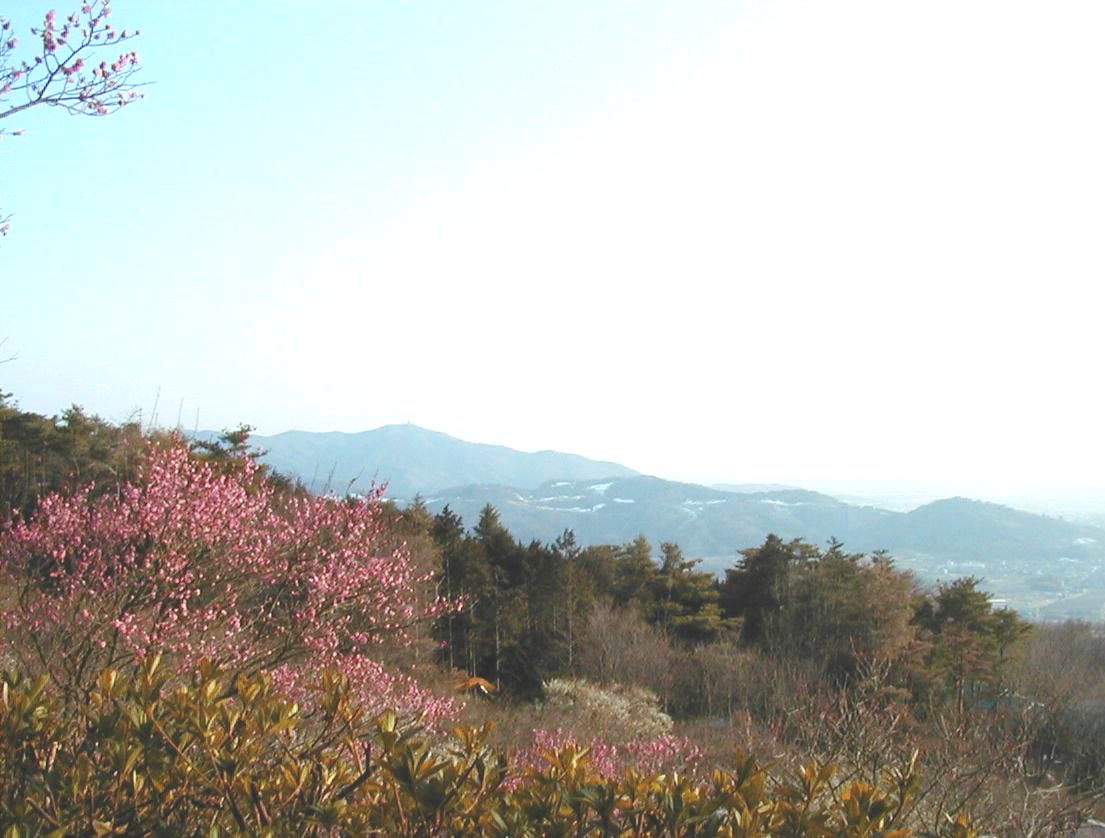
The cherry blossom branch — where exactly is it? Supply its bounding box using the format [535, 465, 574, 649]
[0, 2, 143, 124]
[0, 1, 144, 236]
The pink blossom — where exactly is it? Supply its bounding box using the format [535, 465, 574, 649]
[2, 439, 458, 723]
[509, 729, 704, 784]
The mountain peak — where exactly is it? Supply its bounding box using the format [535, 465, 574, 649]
[244, 426, 639, 498]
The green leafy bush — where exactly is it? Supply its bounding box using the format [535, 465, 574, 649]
[0, 658, 971, 838]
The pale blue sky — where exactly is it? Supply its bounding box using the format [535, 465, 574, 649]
[2, 0, 1104, 497]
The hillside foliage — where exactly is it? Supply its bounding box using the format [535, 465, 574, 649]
[0, 395, 1099, 836]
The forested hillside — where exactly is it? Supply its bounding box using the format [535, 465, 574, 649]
[3, 394, 1104, 836]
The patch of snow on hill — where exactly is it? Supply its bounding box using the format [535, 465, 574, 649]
[533, 503, 607, 513]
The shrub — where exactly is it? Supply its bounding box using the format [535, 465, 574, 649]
[0, 658, 968, 838]
[542, 678, 673, 740]
[1, 438, 455, 722]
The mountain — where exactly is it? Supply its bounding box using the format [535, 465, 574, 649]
[873, 497, 1105, 563]
[244, 425, 638, 499]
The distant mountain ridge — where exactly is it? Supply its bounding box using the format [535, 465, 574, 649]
[245, 424, 638, 499]
[420, 477, 892, 558]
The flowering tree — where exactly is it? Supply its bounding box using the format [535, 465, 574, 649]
[1, 1, 142, 234]
[1, 439, 457, 722]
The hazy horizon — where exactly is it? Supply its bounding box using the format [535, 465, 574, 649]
[207, 420, 1105, 521]
[4, 391, 1104, 520]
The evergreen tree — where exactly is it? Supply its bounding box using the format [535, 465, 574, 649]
[554, 530, 582, 671]
[915, 577, 1031, 712]
[612, 535, 658, 608]
[720, 534, 816, 647]
[473, 505, 528, 691]
[431, 506, 492, 677]
[651, 542, 731, 644]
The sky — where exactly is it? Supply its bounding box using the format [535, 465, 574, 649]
[2, 0, 1104, 500]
